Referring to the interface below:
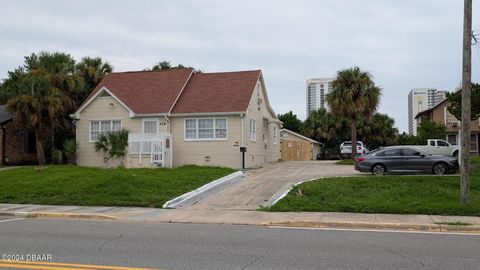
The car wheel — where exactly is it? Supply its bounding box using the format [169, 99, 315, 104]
[372, 164, 386, 176]
[433, 162, 447, 175]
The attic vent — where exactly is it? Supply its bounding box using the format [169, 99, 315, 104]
[257, 98, 263, 105]
[99, 91, 111, 97]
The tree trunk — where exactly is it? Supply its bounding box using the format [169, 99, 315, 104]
[351, 118, 357, 160]
[35, 128, 46, 165]
[460, 0, 472, 204]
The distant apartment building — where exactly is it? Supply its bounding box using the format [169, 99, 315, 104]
[416, 98, 479, 154]
[408, 88, 447, 135]
[306, 78, 334, 116]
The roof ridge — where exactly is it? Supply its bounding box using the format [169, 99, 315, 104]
[108, 68, 194, 75]
[198, 69, 261, 75]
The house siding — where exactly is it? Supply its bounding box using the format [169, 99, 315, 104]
[421, 100, 480, 154]
[76, 95, 168, 168]
[75, 76, 281, 169]
[242, 80, 281, 168]
[170, 116, 243, 168]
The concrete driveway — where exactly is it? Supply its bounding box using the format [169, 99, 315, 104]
[187, 160, 362, 211]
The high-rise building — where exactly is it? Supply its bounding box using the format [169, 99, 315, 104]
[306, 78, 334, 116]
[408, 88, 447, 135]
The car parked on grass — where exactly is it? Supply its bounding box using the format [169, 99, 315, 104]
[354, 146, 458, 176]
[340, 141, 369, 159]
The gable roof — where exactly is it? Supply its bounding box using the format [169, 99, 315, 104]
[171, 70, 261, 114]
[415, 98, 449, 120]
[0, 105, 12, 125]
[84, 68, 194, 115]
[75, 68, 267, 117]
[280, 128, 324, 146]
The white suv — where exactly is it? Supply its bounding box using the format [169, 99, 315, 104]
[340, 141, 368, 159]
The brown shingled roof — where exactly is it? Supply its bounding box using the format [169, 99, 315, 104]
[79, 68, 261, 116]
[171, 70, 261, 114]
[89, 68, 193, 114]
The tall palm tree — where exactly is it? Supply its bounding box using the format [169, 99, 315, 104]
[6, 74, 64, 165]
[326, 67, 381, 159]
[24, 52, 82, 113]
[75, 57, 113, 103]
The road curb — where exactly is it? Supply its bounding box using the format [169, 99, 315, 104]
[264, 220, 480, 233]
[163, 171, 244, 208]
[0, 211, 118, 220]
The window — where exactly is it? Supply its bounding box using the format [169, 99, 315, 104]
[437, 140, 449, 147]
[402, 149, 421, 156]
[90, 120, 121, 142]
[382, 149, 402, 157]
[184, 118, 228, 140]
[448, 134, 457, 145]
[143, 119, 158, 134]
[249, 119, 256, 141]
[263, 123, 269, 144]
[198, 119, 214, 139]
[273, 127, 277, 144]
[430, 140, 435, 146]
[130, 141, 140, 154]
[471, 134, 478, 152]
[185, 119, 197, 139]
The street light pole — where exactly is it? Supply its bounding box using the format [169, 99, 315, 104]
[460, 0, 472, 204]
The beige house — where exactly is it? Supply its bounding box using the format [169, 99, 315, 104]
[280, 129, 322, 161]
[72, 68, 282, 169]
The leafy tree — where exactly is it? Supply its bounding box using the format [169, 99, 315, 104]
[447, 83, 480, 120]
[395, 132, 423, 145]
[278, 111, 303, 133]
[326, 66, 381, 159]
[74, 57, 112, 103]
[6, 74, 64, 165]
[358, 113, 398, 149]
[94, 129, 129, 166]
[417, 117, 447, 143]
[301, 108, 348, 148]
[148, 60, 200, 72]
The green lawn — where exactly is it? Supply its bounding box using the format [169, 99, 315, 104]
[266, 163, 480, 216]
[335, 159, 355, 165]
[0, 165, 235, 208]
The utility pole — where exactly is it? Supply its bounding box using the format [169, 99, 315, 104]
[460, 0, 472, 204]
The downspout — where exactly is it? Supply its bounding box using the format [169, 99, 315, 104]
[240, 113, 246, 170]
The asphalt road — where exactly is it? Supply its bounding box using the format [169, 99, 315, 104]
[1, 217, 480, 270]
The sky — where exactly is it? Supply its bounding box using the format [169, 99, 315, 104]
[0, 0, 479, 132]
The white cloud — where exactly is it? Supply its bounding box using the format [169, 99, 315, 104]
[0, 0, 479, 131]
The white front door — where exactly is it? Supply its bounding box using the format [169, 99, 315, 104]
[151, 141, 163, 165]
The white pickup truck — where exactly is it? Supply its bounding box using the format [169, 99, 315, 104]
[408, 139, 459, 157]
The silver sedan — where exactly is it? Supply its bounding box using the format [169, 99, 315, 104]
[354, 146, 458, 176]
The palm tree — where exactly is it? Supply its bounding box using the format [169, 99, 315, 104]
[24, 52, 83, 114]
[326, 67, 381, 159]
[94, 129, 129, 166]
[6, 74, 64, 165]
[75, 57, 113, 103]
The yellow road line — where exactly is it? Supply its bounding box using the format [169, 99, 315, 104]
[0, 260, 161, 270]
[0, 262, 78, 270]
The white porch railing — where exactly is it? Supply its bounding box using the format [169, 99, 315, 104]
[128, 133, 172, 167]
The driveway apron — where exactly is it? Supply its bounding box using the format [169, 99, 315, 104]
[186, 160, 360, 210]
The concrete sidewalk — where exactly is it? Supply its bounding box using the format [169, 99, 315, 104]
[1, 203, 480, 233]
